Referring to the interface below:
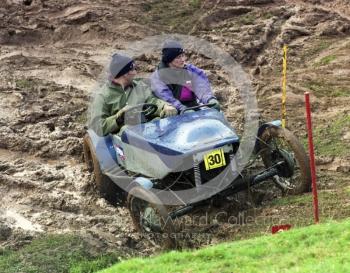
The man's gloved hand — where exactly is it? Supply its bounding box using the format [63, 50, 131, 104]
[208, 98, 220, 111]
[160, 104, 177, 118]
[116, 105, 132, 126]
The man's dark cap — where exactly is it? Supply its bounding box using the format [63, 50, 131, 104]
[109, 53, 135, 79]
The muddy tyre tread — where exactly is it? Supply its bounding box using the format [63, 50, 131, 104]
[261, 127, 311, 195]
[127, 186, 176, 249]
[83, 134, 115, 197]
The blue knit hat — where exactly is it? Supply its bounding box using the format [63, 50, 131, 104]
[109, 53, 135, 79]
[162, 40, 184, 64]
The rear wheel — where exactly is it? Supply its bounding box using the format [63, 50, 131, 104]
[127, 186, 176, 249]
[83, 134, 117, 200]
[260, 127, 311, 195]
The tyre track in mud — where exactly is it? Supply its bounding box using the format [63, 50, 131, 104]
[0, 148, 153, 254]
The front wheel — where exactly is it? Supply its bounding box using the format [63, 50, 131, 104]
[127, 186, 176, 249]
[260, 127, 311, 195]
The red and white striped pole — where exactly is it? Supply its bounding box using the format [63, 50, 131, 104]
[305, 92, 319, 224]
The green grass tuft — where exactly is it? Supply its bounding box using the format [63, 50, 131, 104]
[15, 78, 36, 90]
[136, 0, 203, 33]
[303, 80, 350, 98]
[307, 40, 332, 57]
[299, 39, 333, 64]
[190, 0, 202, 8]
[238, 13, 256, 25]
[313, 114, 350, 157]
[262, 11, 274, 20]
[314, 55, 337, 66]
[271, 191, 337, 206]
[70, 254, 122, 273]
[345, 186, 350, 194]
[76, 111, 88, 125]
[270, 193, 312, 206]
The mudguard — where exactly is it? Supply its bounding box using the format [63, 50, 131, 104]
[255, 120, 282, 152]
[257, 120, 282, 137]
[86, 129, 118, 172]
[131, 177, 154, 190]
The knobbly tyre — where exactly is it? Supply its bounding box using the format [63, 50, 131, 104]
[83, 103, 311, 248]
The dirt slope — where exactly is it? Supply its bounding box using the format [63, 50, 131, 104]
[0, 0, 349, 255]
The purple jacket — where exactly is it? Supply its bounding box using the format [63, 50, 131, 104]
[150, 63, 215, 111]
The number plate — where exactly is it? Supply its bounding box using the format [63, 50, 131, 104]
[204, 148, 226, 170]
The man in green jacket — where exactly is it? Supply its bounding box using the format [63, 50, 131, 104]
[91, 53, 177, 136]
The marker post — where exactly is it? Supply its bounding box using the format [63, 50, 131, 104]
[305, 92, 319, 224]
[281, 45, 288, 128]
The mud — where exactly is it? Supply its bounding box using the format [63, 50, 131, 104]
[0, 0, 349, 256]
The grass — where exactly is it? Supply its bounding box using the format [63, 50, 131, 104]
[304, 40, 332, 57]
[137, 0, 203, 33]
[314, 55, 337, 66]
[313, 114, 350, 157]
[238, 13, 256, 25]
[270, 191, 340, 207]
[299, 39, 333, 64]
[303, 79, 350, 98]
[76, 111, 88, 125]
[0, 234, 122, 273]
[98, 219, 350, 273]
[15, 78, 36, 90]
[262, 11, 274, 20]
[270, 193, 313, 206]
[189, 0, 202, 9]
[333, 88, 350, 97]
[345, 186, 350, 194]
[70, 255, 123, 273]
